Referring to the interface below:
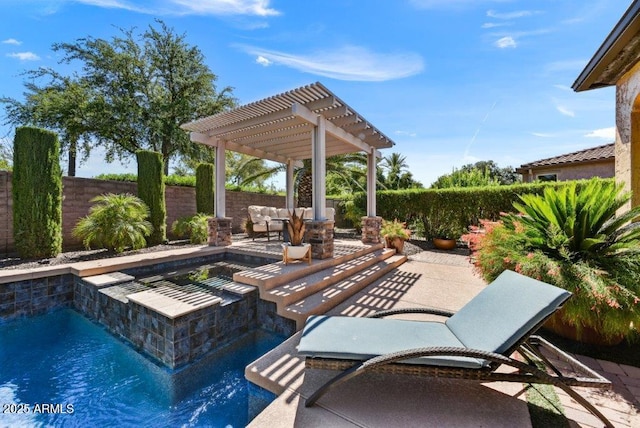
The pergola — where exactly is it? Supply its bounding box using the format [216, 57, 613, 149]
[180, 82, 396, 251]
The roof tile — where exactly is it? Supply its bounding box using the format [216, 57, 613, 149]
[518, 143, 614, 169]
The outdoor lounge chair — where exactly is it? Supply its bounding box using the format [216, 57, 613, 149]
[297, 270, 614, 427]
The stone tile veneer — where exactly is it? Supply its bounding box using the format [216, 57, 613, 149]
[73, 276, 293, 368]
[0, 274, 74, 321]
[361, 216, 383, 244]
[208, 217, 233, 247]
[304, 220, 334, 259]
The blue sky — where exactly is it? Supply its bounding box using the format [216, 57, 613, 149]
[0, 0, 630, 187]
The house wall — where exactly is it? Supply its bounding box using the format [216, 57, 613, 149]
[520, 160, 615, 183]
[0, 171, 290, 255]
[615, 61, 640, 209]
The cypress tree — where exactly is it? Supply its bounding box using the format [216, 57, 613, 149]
[136, 150, 166, 245]
[12, 126, 62, 258]
[195, 163, 214, 214]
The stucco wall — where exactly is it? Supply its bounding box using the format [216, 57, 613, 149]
[615, 61, 640, 208]
[0, 171, 292, 255]
[520, 160, 614, 183]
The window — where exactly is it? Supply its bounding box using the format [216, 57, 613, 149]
[537, 174, 557, 182]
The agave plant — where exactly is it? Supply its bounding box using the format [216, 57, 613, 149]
[476, 179, 640, 341]
[72, 193, 153, 253]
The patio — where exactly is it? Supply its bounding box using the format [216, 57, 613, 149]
[246, 247, 640, 427]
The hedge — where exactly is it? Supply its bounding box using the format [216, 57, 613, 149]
[136, 150, 166, 245]
[12, 126, 63, 258]
[195, 163, 214, 214]
[352, 179, 615, 239]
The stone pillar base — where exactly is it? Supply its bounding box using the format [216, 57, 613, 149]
[361, 216, 383, 244]
[304, 220, 334, 259]
[208, 217, 232, 246]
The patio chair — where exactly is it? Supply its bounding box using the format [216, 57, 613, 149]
[297, 270, 614, 427]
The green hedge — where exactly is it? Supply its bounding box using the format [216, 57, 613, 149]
[12, 126, 62, 258]
[136, 150, 166, 245]
[195, 163, 214, 214]
[352, 179, 615, 239]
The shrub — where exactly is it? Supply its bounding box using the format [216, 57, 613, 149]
[73, 193, 152, 253]
[351, 179, 615, 240]
[171, 213, 210, 244]
[473, 179, 640, 341]
[12, 126, 62, 258]
[136, 150, 166, 245]
[196, 163, 214, 214]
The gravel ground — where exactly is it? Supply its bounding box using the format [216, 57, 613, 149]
[0, 236, 467, 271]
[0, 241, 200, 271]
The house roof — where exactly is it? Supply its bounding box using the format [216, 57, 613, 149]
[515, 143, 615, 173]
[181, 82, 395, 164]
[573, 0, 640, 92]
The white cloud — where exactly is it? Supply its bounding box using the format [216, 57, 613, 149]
[486, 9, 539, 20]
[255, 55, 272, 66]
[395, 130, 417, 137]
[70, 0, 280, 16]
[238, 45, 424, 81]
[169, 0, 280, 16]
[481, 22, 510, 29]
[532, 132, 555, 138]
[6, 52, 40, 61]
[556, 105, 575, 117]
[585, 127, 615, 140]
[409, 0, 508, 10]
[1, 38, 21, 45]
[495, 36, 516, 48]
[553, 84, 573, 92]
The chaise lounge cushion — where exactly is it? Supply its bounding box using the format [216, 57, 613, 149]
[445, 270, 571, 354]
[297, 270, 571, 369]
[298, 315, 486, 369]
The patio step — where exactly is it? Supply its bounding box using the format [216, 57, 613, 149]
[232, 243, 385, 290]
[283, 254, 407, 329]
[263, 248, 396, 307]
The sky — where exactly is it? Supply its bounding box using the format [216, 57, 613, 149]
[0, 0, 631, 188]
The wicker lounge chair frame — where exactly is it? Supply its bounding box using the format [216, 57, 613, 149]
[301, 283, 614, 427]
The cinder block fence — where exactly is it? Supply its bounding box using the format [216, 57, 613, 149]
[0, 171, 290, 255]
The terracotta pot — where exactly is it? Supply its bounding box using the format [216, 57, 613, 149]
[544, 311, 624, 346]
[433, 238, 456, 250]
[391, 237, 405, 254]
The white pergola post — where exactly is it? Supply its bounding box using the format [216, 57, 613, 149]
[215, 140, 226, 218]
[312, 116, 327, 220]
[286, 159, 295, 210]
[367, 147, 377, 217]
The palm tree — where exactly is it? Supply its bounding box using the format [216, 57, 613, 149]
[380, 152, 409, 190]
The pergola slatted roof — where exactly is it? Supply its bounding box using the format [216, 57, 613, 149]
[181, 82, 395, 164]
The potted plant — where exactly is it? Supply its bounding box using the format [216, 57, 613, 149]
[431, 223, 463, 250]
[282, 209, 311, 264]
[380, 219, 411, 254]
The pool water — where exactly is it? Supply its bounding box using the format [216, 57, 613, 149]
[134, 260, 260, 303]
[0, 309, 284, 427]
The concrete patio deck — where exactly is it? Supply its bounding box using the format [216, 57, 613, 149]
[246, 247, 640, 427]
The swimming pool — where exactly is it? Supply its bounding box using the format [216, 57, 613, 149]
[0, 309, 284, 427]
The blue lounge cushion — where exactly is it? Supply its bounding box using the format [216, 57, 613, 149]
[445, 270, 571, 354]
[298, 315, 487, 369]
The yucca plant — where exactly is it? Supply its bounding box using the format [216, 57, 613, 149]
[475, 178, 640, 342]
[73, 193, 153, 253]
[171, 213, 210, 244]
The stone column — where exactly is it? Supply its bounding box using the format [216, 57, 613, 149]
[361, 216, 383, 244]
[304, 220, 334, 259]
[208, 217, 232, 247]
